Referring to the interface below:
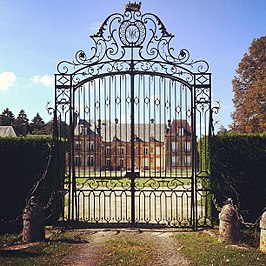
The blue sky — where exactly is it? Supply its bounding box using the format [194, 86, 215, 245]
[0, 0, 265, 128]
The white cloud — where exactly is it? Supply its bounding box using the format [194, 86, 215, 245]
[32, 75, 53, 88]
[0, 71, 16, 91]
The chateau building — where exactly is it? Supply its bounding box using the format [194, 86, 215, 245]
[68, 119, 192, 172]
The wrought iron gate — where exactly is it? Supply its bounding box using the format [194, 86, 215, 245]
[54, 3, 213, 229]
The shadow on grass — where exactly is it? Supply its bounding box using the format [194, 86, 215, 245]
[0, 250, 44, 258]
[55, 220, 196, 230]
[47, 238, 89, 244]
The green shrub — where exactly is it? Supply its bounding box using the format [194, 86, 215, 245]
[211, 134, 266, 222]
[0, 137, 65, 233]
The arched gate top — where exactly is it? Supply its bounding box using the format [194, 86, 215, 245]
[57, 2, 210, 85]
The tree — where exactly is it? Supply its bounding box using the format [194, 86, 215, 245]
[14, 109, 29, 136]
[43, 120, 53, 135]
[216, 125, 228, 136]
[0, 108, 15, 126]
[231, 36, 266, 133]
[30, 113, 45, 134]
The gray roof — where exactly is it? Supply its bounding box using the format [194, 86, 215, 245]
[0, 126, 17, 137]
[75, 119, 191, 142]
[100, 121, 166, 142]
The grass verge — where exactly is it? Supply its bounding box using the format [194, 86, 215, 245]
[99, 232, 155, 266]
[174, 231, 266, 266]
[0, 231, 83, 266]
[0, 234, 19, 248]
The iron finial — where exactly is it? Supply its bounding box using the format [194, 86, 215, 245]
[125, 2, 141, 12]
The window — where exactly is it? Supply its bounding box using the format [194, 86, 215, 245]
[144, 147, 149, 154]
[88, 142, 94, 151]
[87, 156, 94, 166]
[120, 159, 124, 167]
[75, 142, 81, 150]
[81, 126, 86, 135]
[106, 147, 111, 154]
[75, 156, 81, 166]
[144, 158, 149, 167]
[178, 128, 184, 136]
[120, 146, 124, 155]
[172, 156, 179, 166]
[185, 141, 191, 152]
[171, 142, 178, 152]
[185, 155, 191, 167]
[106, 158, 111, 167]
[156, 147, 161, 155]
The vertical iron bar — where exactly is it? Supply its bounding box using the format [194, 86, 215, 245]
[69, 75, 76, 221]
[208, 74, 214, 226]
[130, 47, 135, 225]
[191, 75, 197, 230]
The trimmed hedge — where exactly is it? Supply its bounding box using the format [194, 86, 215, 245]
[211, 134, 266, 222]
[0, 137, 65, 232]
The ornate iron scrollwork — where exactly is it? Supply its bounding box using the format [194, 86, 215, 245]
[57, 3, 209, 85]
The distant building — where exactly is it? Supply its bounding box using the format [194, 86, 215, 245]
[165, 120, 192, 171]
[67, 119, 192, 172]
[0, 126, 17, 137]
[72, 120, 102, 171]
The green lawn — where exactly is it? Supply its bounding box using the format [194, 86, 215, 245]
[96, 230, 266, 266]
[174, 231, 266, 266]
[2, 229, 265, 265]
[99, 233, 155, 266]
[0, 232, 83, 266]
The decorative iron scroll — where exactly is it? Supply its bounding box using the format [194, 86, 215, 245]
[54, 3, 213, 229]
[57, 5, 209, 84]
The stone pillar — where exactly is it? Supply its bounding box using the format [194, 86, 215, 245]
[219, 198, 240, 243]
[22, 196, 45, 242]
[260, 210, 266, 253]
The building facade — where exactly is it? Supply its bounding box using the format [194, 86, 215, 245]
[67, 119, 192, 172]
[165, 120, 192, 171]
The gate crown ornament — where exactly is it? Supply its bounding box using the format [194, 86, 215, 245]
[125, 2, 142, 12]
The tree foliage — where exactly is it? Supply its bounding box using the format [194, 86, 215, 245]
[30, 112, 45, 134]
[0, 108, 15, 126]
[0, 108, 54, 136]
[14, 109, 29, 136]
[231, 36, 266, 133]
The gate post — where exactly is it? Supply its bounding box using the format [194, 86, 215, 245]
[22, 196, 45, 242]
[260, 209, 266, 253]
[219, 198, 240, 243]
